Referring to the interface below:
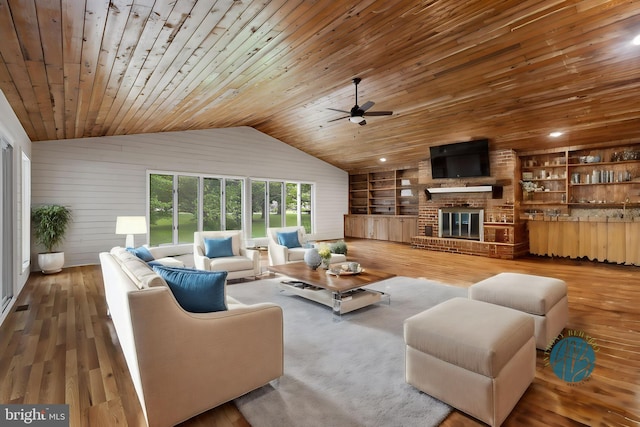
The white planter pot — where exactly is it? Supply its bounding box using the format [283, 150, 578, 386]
[38, 252, 65, 274]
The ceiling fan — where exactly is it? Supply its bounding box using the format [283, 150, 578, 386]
[328, 78, 393, 126]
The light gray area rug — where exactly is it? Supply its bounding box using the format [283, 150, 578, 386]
[227, 276, 468, 427]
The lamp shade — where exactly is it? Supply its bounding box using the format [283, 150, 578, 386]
[116, 216, 147, 247]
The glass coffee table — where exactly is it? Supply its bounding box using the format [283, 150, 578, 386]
[268, 262, 395, 318]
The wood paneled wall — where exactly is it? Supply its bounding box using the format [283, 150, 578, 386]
[30, 127, 348, 268]
[2, 1, 640, 172]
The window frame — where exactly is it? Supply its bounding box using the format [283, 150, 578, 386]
[249, 178, 314, 237]
[147, 170, 247, 246]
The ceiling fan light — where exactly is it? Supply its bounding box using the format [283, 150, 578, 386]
[349, 116, 364, 123]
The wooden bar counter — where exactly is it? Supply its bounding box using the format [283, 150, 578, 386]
[526, 215, 640, 265]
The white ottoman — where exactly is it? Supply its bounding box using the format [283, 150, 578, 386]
[404, 297, 535, 427]
[469, 272, 568, 350]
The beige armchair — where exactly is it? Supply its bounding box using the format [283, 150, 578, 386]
[267, 226, 348, 266]
[267, 226, 308, 266]
[194, 230, 260, 280]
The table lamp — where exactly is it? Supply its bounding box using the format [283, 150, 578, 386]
[115, 216, 147, 248]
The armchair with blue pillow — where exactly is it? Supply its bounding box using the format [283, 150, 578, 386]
[193, 230, 260, 280]
[266, 226, 308, 266]
[267, 226, 348, 266]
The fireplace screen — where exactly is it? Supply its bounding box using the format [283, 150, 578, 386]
[438, 208, 484, 241]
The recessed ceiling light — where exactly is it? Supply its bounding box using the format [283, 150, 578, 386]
[379, 158, 387, 162]
[549, 131, 563, 138]
[632, 34, 640, 45]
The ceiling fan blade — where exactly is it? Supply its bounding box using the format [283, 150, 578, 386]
[360, 101, 375, 112]
[328, 116, 349, 122]
[327, 108, 350, 114]
[363, 111, 393, 116]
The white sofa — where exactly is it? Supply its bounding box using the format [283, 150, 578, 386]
[193, 231, 260, 280]
[266, 226, 347, 266]
[100, 247, 283, 427]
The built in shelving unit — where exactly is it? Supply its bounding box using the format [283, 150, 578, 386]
[518, 142, 640, 265]
[348, 168, 419, 215]
[346, 168, 419, 244]
[518, 143, 640, 212]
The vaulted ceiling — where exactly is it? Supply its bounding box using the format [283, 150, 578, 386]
[1, 0, 639, 172]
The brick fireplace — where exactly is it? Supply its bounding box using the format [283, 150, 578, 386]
[411, 150, 528, 259]
[439, 207, 484, 241]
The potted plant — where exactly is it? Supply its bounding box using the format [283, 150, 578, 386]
[32, 204, 72, 274]
[330, 240, 348, 256]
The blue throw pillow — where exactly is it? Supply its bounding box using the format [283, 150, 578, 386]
[127, 246, 155, 262]
[204, 237, 234, 258]
[277, 230, 301, 248]
[152, 266, 228, 313]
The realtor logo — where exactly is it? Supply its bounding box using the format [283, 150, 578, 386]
[544, 329, 599, 384]
[0, 405, 69, 426]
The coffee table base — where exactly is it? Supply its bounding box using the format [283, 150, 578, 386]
[278, 281, 390, 319]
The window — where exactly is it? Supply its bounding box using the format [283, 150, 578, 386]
[225, 179, 242, 230]
[149, 174, 174, 246]
[250, 179, 313, 237]
[203, 177, 222, 231]
[177, 176, 199, 243]
[269, 181, 283, 229]
[251, 180, 267, 239]
[1, 138, 13, 312]
[149, 172, 244, 246]
[21, 152, 30, 273]
[301, 183, 312, 234]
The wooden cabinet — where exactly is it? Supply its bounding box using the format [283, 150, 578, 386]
[388, 216, 418, 243]
[344, 215, 417, 243]
[528, 217, 640, 265]
[518, 143, 640, 211]
[348, 168, 419, 215]
[344, 214, 366, 238]
[367, 216, 389, 240]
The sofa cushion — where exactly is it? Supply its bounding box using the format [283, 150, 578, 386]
[153, 266, 228, 313]
[127, 246, 155, 262]
[204, 237, 234, 258]
[110, 247, 167, 289]
[287, 247, 307, 262]
[147, 243, 192, 259]
[152, 257, 185, 268]
[208, 256, 254, 272]
[277, 230, 301, 248]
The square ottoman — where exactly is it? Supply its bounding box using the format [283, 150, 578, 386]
[469, 272, 568, 350]
[404, 297, 535, 427]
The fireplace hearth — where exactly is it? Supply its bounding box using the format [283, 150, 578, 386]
[438, 208, 484, 241]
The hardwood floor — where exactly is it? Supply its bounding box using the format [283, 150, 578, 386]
[1, 239, 638, 426]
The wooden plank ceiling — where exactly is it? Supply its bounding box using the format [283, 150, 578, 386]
[0, 0, 639, 172]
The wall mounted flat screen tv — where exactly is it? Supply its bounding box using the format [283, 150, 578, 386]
[430, 139, 490, 179]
